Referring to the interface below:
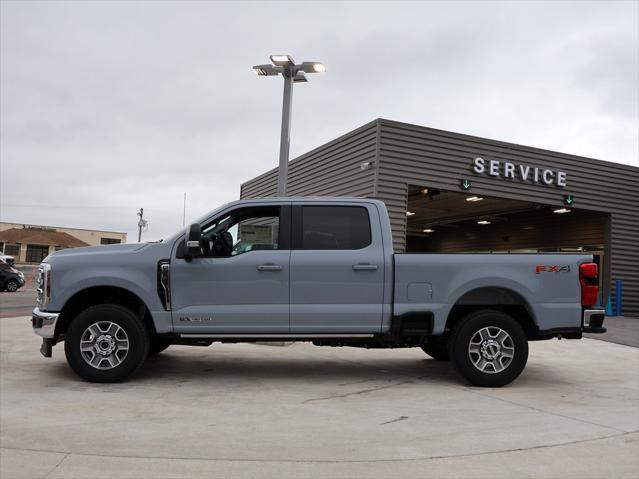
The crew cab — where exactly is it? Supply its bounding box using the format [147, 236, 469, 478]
[32, 198, 606, 386]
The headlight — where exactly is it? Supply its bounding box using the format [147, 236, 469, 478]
[36, 263, 51, 309]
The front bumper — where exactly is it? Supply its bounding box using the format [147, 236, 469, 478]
[32, 307, 59, 339]
[583, 309, 606, 334]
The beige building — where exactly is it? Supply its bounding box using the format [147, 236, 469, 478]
[0, 223, 127, 264]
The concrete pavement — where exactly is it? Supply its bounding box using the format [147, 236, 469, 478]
[1, 315, 638, 478]
[0, 289, 37, 318]
[585, 315, 639, 348]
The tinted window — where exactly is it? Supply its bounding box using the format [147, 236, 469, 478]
[302, 206, 371, 250]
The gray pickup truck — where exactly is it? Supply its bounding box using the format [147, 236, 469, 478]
[32, 198, 605, 386]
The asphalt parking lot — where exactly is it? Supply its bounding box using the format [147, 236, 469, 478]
[1, 315, 638, 478]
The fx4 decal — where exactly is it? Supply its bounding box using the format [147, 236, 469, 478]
[535, 265, 571, 274]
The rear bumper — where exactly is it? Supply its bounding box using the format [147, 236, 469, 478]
[583, 309, 606, 334]
[31, 307, 59, 339]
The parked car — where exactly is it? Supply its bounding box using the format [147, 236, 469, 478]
[0, 254, 16, 267]
[32, 198, 605, 386]
[0, 261, 25, 292]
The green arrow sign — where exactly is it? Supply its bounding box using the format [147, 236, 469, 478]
[564, 194, 574, 206]
[460, 179, 472, 191]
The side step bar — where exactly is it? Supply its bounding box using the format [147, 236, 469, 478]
[179, 333, 375, 339]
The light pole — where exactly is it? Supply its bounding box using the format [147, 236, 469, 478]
[253, 55, 325, 197]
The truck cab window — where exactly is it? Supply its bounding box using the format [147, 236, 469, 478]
[202, 206, 280, 257]
[301, 206, 371, 250]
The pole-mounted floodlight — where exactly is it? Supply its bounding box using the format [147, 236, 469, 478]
[252, 55, 325, 197]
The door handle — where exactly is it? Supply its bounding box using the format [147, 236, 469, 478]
[352, 263, 378, 271]
[257, 264, 283, 272]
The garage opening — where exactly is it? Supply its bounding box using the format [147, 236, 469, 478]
[405, 186, 609, 290]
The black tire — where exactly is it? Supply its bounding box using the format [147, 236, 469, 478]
[421, 342, 450, 361]
[148, 335, 172, 356]
[449, 310, 528, 387]
[64, 304, 149, 383]
[5, 280, 19, 292]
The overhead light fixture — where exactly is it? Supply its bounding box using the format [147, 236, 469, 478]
[270, 54, 295, 66]
[553, 208, 571, 214]
[477, 220, 491, 225]
[300, 61, 326, 73]
[420, 188, 429, 194]
[252, 64, 280, 76]
[293, 71, 308, 83]
[406, 211, 416, 217]
[423, 228, 434, 233]
[466, 196, 484, 202]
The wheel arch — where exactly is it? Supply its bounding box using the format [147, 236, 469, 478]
[56, 286, 156, 339]
[445, 286, 538, 339]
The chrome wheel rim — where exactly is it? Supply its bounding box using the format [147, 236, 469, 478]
[6, 281, 18, 292]
[468, 326, 514, 374]
[80, 321, 129, 370]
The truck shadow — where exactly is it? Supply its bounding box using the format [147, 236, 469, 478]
[131, 348, 571, 388]
[136, 354, 459, 384]
[46, 346, 574, 388]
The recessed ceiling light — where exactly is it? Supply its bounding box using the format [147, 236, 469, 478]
[466, 196, 484, 202]
[477, 220, 491, 225]
[420, 188, 429, 194]
[553, 208, 571, 214]
[423, 228, 434, 233]
[406, 211, 416, 216]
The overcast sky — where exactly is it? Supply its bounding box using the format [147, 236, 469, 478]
[1, 0, 637, 242]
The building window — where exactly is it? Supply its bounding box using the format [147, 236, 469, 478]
[25, 245, 49, 263]
[0, 242, 4, 252]
[101, 237, 121, 245]
[4, 244, 20, 256]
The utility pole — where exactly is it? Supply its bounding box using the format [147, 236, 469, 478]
[137, 208, 147, 242]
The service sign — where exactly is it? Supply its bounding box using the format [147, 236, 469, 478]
[472, 157, 567, 188]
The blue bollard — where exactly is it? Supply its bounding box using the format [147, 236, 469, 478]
[605, 296, 613, 316]
[615, 280, 622, 317]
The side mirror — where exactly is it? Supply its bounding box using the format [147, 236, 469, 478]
[184, 223, 202, 261]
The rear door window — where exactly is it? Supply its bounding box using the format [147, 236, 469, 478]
[301, 206, 371, 250]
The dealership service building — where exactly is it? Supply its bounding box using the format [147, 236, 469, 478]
[242, 119, 639, 315]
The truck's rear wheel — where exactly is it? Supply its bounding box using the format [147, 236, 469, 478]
[449, 310, 528, 387]
[64, 304, 149, 382]
[421, 342, 450, 361]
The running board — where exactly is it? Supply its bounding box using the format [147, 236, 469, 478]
[179, 333, 375, 339]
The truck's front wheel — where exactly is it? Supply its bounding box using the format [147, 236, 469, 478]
[64, 304, 149, 383]
[449, 310, 528, 387]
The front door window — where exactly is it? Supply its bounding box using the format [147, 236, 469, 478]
[202, 207, 280, 257]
